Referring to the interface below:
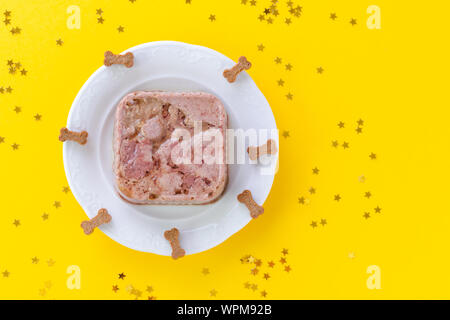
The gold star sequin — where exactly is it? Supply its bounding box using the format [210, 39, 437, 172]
[342, 141, 349, 149]
[97, 17, 104, 24]
[96, 8, 103, 15]
[365, 191, 372, 198]
[268, 261, 275, 268]
[312, 167, 320, 175]
[250, 267, 259, 275]
[148, 296, 156, 300]
[3, 270, 10, 277]
[286, 92, 293, 100]
[285, 63, 292, 71]
[11, 143, 19, 150]
[21, 69, 27, 76]
[250, 283, 258, 291]
[282, 130, 290, 138]
[374, 206, 382, 213]
[56, 38, 63, 46]
[14, 106, 21, 113]
[317, 66, 324, 74]
[350, 18, 357, 26]
[209, 14, 216, 22]
[118, 272, 126, 280]
[34, 114, 42, 121]
[42, 213, 49, 221]
[62, 186, 70, 193]
[244, 282, 251, 289]
[282, 248, 288, 255]
[274, 57, 282, 64]
[117, 25, 124, 32]
[298, 196, 305, 204]
[369, 153, 377, 160]
[13, 219, 20, 227]
[332, 140, 339, 148]
[261, 290, 268, 297]
[10, 27, 21, 35]
[32, 257, 39, 264]
[284, 265, 291, 273]
[309, 187, 316, 194]
[357, 119, 364, 126]
[277, 78, 285, 86]
[363, 212, 370, 219]
[338, 121, 345, 128]
[146, 286, 154, 293]
[356, 127, 363, 134]
[112, 285, 119, 292]
[6, 86, 12, 93]
[257, 44, 265, 51]
[53, 201, 61, 208]
[185, 0, 192, 3]
[320, 218, 327, 226]
[330, 13, 337, 20]
[263, 273, 270, 280]
[279, 257, 287, 264]
[334, 194, 341, 201]
[209, 289, 218, 297]
[47, 259, 55, 267]
[0, 136, 5, 143]
[250, 0, 256, 5]
[202, 268, 210, 275]
[254, 259, 262, 267]
[285, 18, 292, 25]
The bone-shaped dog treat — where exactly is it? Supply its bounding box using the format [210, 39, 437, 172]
[247, 139, 277, 161]
[237, 190, 264, 219]
[104, 51, 134, 68]
[164, 228, 185, 260]
[59, 127, 88, 145]
[80, 208, 112, 235]
[223, 56, 252, 83]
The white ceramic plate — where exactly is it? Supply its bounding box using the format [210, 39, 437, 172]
[63, 41, 278, 255]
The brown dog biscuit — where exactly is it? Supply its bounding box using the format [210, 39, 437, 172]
[164, 228, 185, 260]
[223, 56, 251, 83]
[59, 127, 88, 145]
[104, 51, 134, 68]
[81, 208, 112, 235]
[237, 190, 264, 219]
[247, 139, 277, 161]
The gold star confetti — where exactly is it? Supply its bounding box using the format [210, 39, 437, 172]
[285, 63, 292, 71]
[279, 257, 287, 264]
[320, 218, 327, 226]
[96, 8, 103, 15]
[62, 186, 70, 193]
[148, 296, 157, 300]
[356, 127, 363, 134]
[274, 57, 282, 64]
[244, 282, 251, 289]
[117, 25, 124, 32]
[284, 265, 291, 273]
[251, 283, 258, 291]
[0, 136, 5, 143]
[56, 38, 63, 46]
[286, 92, 293, 100]
[2, 270, 10, 277]
[44, 280, 52, 289]
[4, 10, 11, 17]
[118, 272, 126, 280]
[359, 175, 366, 183]
[185, 0, 192, 3]
[10, 27, 21, 35]
[250, 0, 257, 5]
[309, 187, 316, 194]
[350, 18, 357, 26]
[42, 213, 49, 220]
[312, 167, 320, 175]
[6, 86, 12, 93]
[310, 221, 317, 228]
[146, 286, 154, 293]
[277, 78, 285, 86]
[285, 18, 292, 25]
[365, 191, 372, 198]
[317, 66, 324, 74]
[32, 257, 39, 264]
[11, 143, 19, 150]
[209, 289, 218, 297]
[201, 268, 210, 275]
[13, 219, 20, 227]
[338, 121, 345, 128]
[369, 152, 377, 160]
[112, 285, 119, 292]
[282, 248, 289, 255]
[342, 141, 349, 149]
[334, 194, 341, 201]
[263, 273, 270, 280]
[209, 14, 216, 22]
[257, 44, 265, 51]
[298, 196, 305, 204]
[53, 201, 61, 208]
[97, 17, 104, 24]
[39, 288, 46, 296]
[34, 114, 42, 121]
[254, 259, 262, 267]
[363, 212, 370, 219]
[20, 69, 27, 76]
[374, 206, 382, 213]
[357, 119, 364, 126]
[47, 259, 55, 267]
[282, 130, 290, 138]
[268, 261, 275, 268]
[14, 106, 21, 113]
[332, 140, 339, 148]
[261, 290, 268, 297]
[330, 13, 337, 20]
[250, 267, 259, 275]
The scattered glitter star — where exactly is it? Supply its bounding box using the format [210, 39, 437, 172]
[112, 285, 119, 292]
[10, 27, 21, 35]
[210, 289, 218, 297]
[332, 140, 339, 148]
[258, 14, 265, 21]
[274, 57, 282, 64]
[263, 273, 270, 280]
[250, 0, 256, 5]
[309, 187, 316, 194]
[350, 18, 357, 26]
[317, 66, 324, 74]
[365, 191, 372, 198]
[148, 296, 156, 300]
[251, 284, 258, 291]
[330, 13, 337, 20]
[96, 9, 103, 15]
[285, 63, 292, 71]
[146, 286, 154, 293]
[298, 196, 305, 204]
[209, 14, 216, 22]
[6, 86, 12, 93]
[357, 119, 364, 126]
[13, 219, 20, 227]
[0, 137, 4, 143]
[34, 114, 42, 121]
[241, 0, 247, 4]
[342, 141, 349, 149]
[359, 175, 366, 183]
[369, 153, 377, 160]
[363, 212, 370, 219]
[32, 257, 39, 264]
[282, 248, 288, 255]
[257, 44, 265, 51]
[310, 221, 318, 228]
[53, 201, 61, 208]
[334, 194, 341, 201]
[3, 18, 10, 25]
[11, 143, 19, 150]
[47, 259, 55, 267]
[284, 265, 291, 273]
[62, 186, 70, 193]
[56, 38, 63, 46]
[2, 270, 10, 277]
[4, 10, 11, 17]
[261, 290, 268, 297]
[118, 272, 126, 280]
[244, 282, 251, 289]
[320, 219, 327, 226]
[282, 130, 290, 138]
[285, 18, 292, 25]
[356, 127, 363, 134]
[97, 17, 104, 24]
[186, 0, 192, 3]
[14, 106, 21, 113]
[201, 268, 210, 275]
[251, 267, 259, 275]
[266, 17, 273, 24]
[117, 25, 124, 32]
[21, 69, 27, 76]
[42, 213, 49, 220]
[338, 121, 345, 128]
[277, 78, 285, 86]
[374, 206, 382, 213]
[39, 289, 46, 296]
[286, 92, 293, 100]
[268, 261, 275, 268]
[312, 167, 320, 175]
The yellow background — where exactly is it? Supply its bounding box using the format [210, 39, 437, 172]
[1, 0, 449, 299]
